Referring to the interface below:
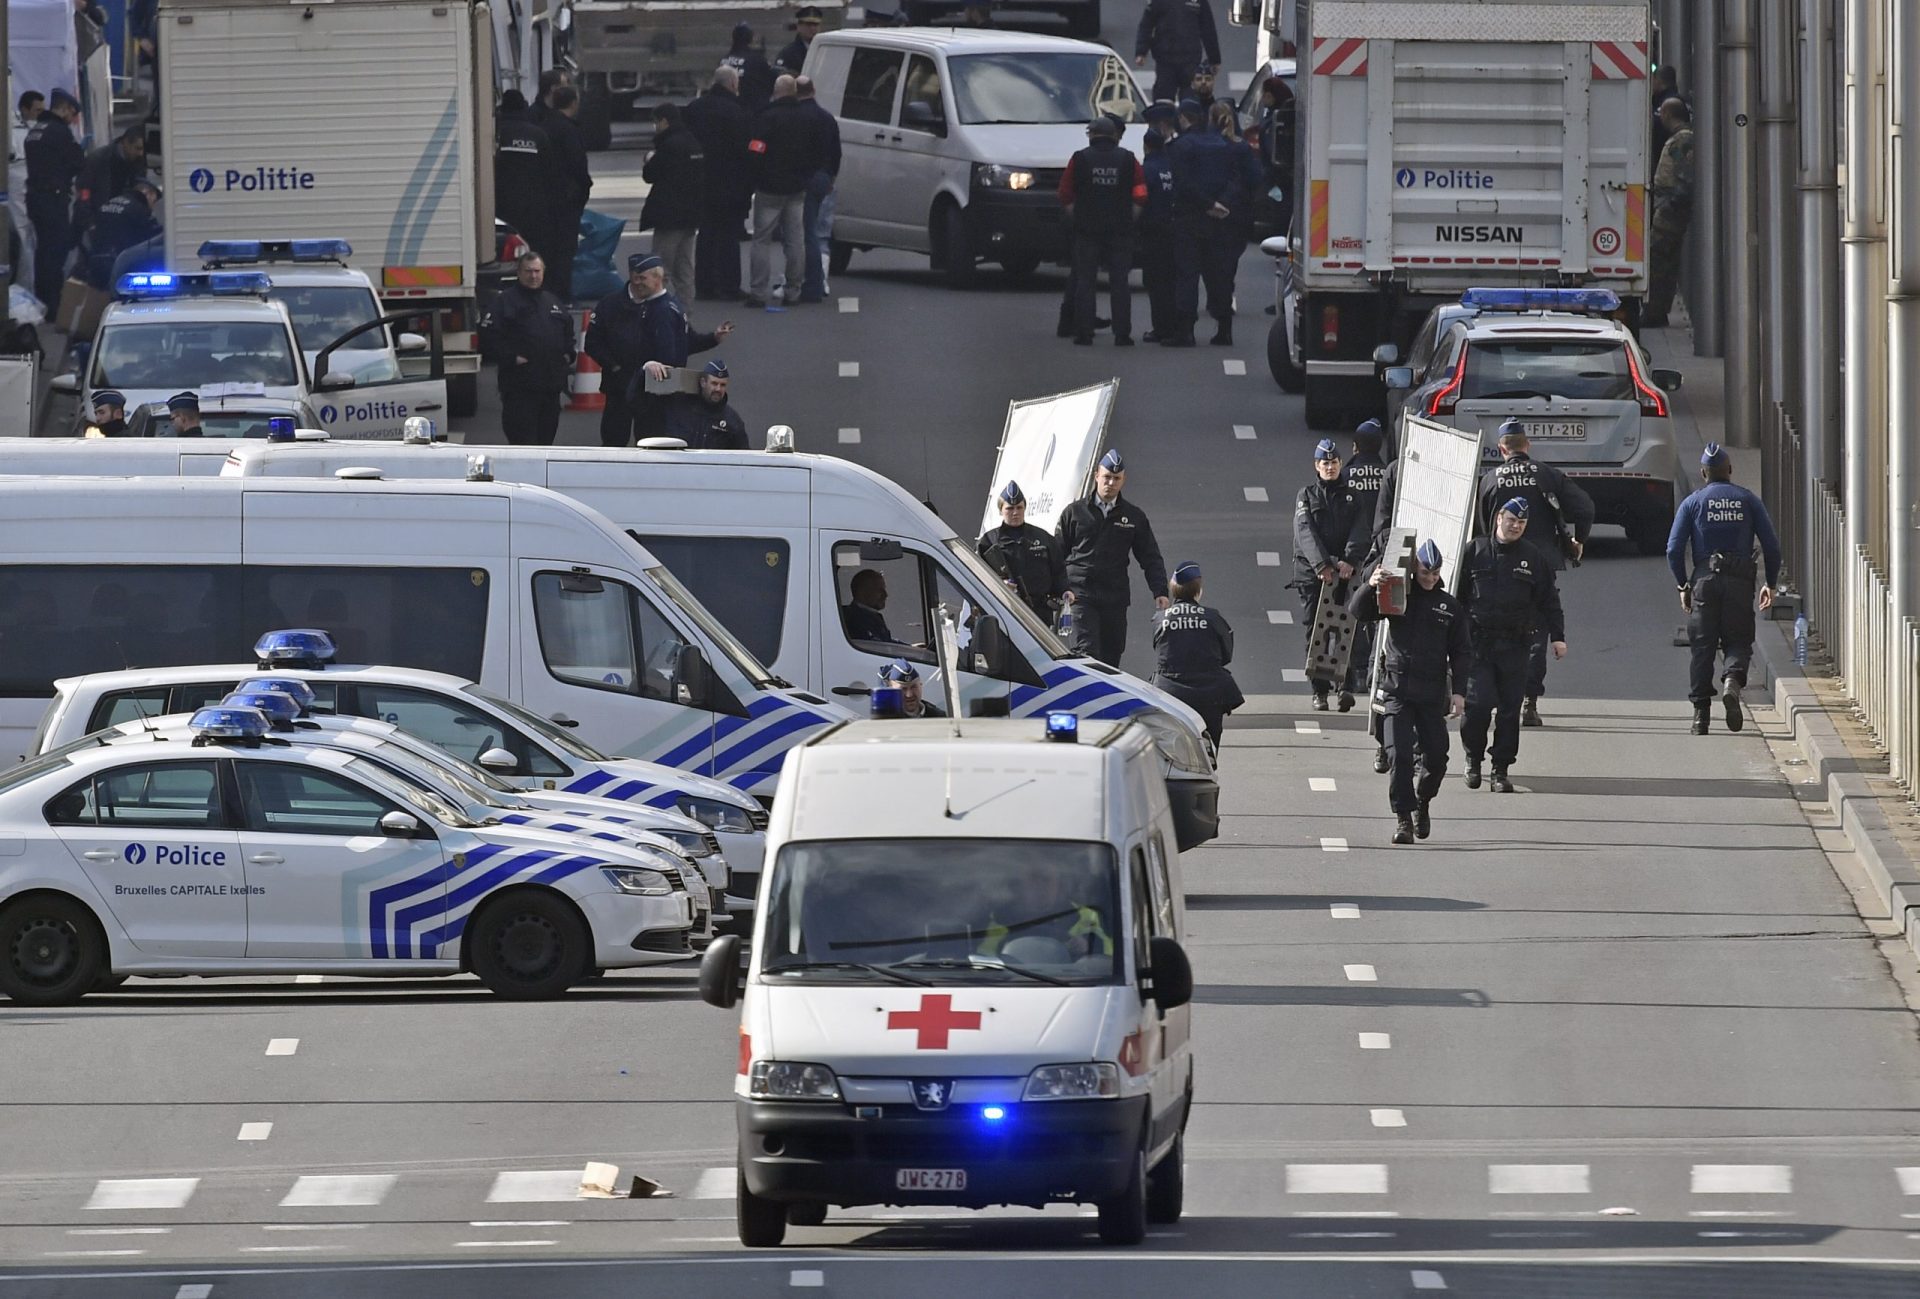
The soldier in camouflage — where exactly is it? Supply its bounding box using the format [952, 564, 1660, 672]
[1645, 98, 1694, 328]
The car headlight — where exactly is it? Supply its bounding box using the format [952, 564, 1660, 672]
[1023, 1062, 1120, 1100]
[749, 1060, 841, 1100]
[1134, 708, 1214, 776]
[673, 795, 757, 834]
[973, 163, 1034, 190]
[653, 828, 714, 858]
[601, 866, 673, 896]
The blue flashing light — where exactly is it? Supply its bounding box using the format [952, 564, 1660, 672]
[238, 676, 317, 714]
[266, 417, 297, 441]
[1045, 712, 1079, 743]
[188, 706, 271, 741]
[116, 270, 274, 299]
[254, 628, 337, 667]
[1459, 287, 1621, 315]
[981, 1105, 1007, 1122]
[117, 271, 176, 294]
[871, 684, 906, 719]
[222, 689, 302, 727]
[199, 238, 354, 265]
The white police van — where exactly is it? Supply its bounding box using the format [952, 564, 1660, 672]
[700, 712, 1195, 1247]
[0, 475, 849, 802]
[32, 635, 771, 889]
[0, 704, 702, 1005]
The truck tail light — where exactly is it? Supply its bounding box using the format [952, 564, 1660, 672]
[1427, 345, 1468, 416]
[738, 1028, 752, 1075]
[1625, 345, 1668, 417]
[1320, 305, 1340, 349]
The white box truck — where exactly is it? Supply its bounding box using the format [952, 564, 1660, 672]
[154, 0, 495, 416]
[1271, 0, 1652, 430]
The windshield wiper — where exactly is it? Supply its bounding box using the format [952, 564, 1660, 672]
[765, 960, 931, 986]
[892, 957, 1073, 986]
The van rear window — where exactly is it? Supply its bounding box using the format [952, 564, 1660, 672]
[1460, 340, 1633, 402]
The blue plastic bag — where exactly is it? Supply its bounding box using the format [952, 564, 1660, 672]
[574, 209, 628, 302]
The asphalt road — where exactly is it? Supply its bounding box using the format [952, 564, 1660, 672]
[9, 16, 1920, 1299]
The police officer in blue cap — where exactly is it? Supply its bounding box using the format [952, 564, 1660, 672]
[1164, 97, 1240, 347]
[664, 358, 749, 449]
[1055, 449, 1170, 666]
[1667, 442, 1781, 734]
[1293, 437, 1361, 709]
[1151, 561, 1242, 751]
[585, 252, 734, 447]
[977, 480, 1067, 622]
[879, 658, 945, 719]
[1458, 497, 1566, 792]
[85, 389, 129, 438]
[1350, 539, 1471, 843]
[1138, 105, 1181, 342]
[164, 391, 204, 438]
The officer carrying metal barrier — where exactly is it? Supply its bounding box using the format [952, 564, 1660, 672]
[1150, 561, 1244, 752]
[1458, 498, 1566, 793]
[977, 481, 1068, 624]
[1349, 539, 1471, 844]
[1665, 443, 1782, 735]
[1292, 438, 1362, 710]
[1055, 449, 1170, 667]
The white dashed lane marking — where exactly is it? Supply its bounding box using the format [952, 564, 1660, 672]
[838, 297, 859, 313]
[69, 1228, 169, 1236]
[692, 1168, 735, 1199]
[175, 1287, 213, 1299]
[1329, 903, 1360, 918]
[1899, 1167, 1920, 1194]
[1321, 837, 1349, 852]
[1411, 1271, 1449, 1291]
[487, 1171, 583, 1203]
[1286, 1164, 1389, 1194]
[1357, 1032, 1392, 1049]
[237, 1122, 273, 1141]
[838, 428, 861, 444]
[1282, 668, 1308, 682]
[1691, 1165, 1792, 1194]
[1490, 1164, 1591, 1194]
[1343, 963, 1377, 981]
[1310, 777, 1337, 792]
[265, 1038, 298, 1056]
[1244, 487, 1269, 502]
[1267, 609, 1293, 624]
[454, 1240, 556, 1248]
[1370, 1109, 1407, 1128]
[85, 1179, 198, 1211]
[838, 361, 859, 377]
[1234, 424, 1256, 440]
[1256, 551, 1281, 566]
[1294, 719, 1320, 734]
[280, 1175, 396, 1208]
[1223, 359, 1247, 375]
[791, 1271, 826, 1288]
[45, 1249, 145, 1258]
[295, 975, 323, 984]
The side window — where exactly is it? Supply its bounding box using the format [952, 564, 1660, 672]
[244, 566, 488, 680]
[1146, 833, 1176, 937]
[237, 762, 398, 836]
[1407, 316, 1439, 376]
[631, 534, 790, 666]
[842, 48, 903, 124]
[48, 761, 224, 829]
[832, 542, 933, 662]
[88, 689, 174, 733]
[530, 572, 696, 707]
[1129, 846, 1152, 972]
[348, 684, 566, 776]
[901, 55, 946, 135]
[0, 564, 242, 697]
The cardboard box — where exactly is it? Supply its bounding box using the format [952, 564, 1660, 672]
[56, 279, 110, 340]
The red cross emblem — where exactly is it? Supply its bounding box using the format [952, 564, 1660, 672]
[885, 994, 983, 1050]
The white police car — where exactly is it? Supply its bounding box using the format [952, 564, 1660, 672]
[0, 705, 702, 1005]
[35, 631, 771, 886]
[121, 391, 322, 440]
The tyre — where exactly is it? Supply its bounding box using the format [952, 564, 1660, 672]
[91, 973, 128, 992]
[1268, 317, 1304, 392]
[1096, 1143, 1149, 1245]
[937, 207, 977, 289]
[787, 1201, 827, 1226]
[737, 1167, 788, 1246]
[0, 896, 104, 1006]
[998, 251, 1042, 280]
[1145, 1133, 1184, 1224]
[468, 890, 591, 1000]
[448, 372, 479, 419]
[828, 241, 854, 276]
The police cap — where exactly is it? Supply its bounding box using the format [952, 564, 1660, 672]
[629, 252, 663, 273]
[1416, 539, 1443, 571]
[1498, 417, 1528, 444]
[1172, 561, 1202, 584]
[166, 391, 200, 413]
[1701, 441, 1730, 467]
[1087, 114, 1120, 139]
[796, 5, 823, 20]
[49, 89, 80, 113]
[1099, 448, 1125, 473]
[1499, 496, 1531, 519]
[1177, 97, 1205, 119]
[93, 389, 127, 410]
[1313, 437, 1339, 461]
[999, 480, 1024, 505]
[1193, 61, 1214, 76]
[704, 358, 729, 378]
[878, 658, 920, 683]
[1143, 100, 1177, 125]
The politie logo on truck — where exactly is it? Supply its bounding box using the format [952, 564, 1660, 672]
[188, 166, 319, 193]
[1398, 168, 1495, 190]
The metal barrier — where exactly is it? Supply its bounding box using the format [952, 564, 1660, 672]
[1761, 402, 1806, 590]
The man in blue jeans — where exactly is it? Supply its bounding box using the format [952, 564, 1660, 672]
[795, 76, 841, 302]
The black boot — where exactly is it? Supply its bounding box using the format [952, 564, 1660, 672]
[1312, 689, 1330, 712]
[1521, 697, 1543, 727]
[1723, 677, 1744, 732]
[1413, 800, 1431, 840]
[1210, 322, 1233, 346]
[1692, 705, 1710, 735]
[1160, 330, 1197, 348]
[1337, 691, 1355, 713]
[1489, 769, 1514, 793]
[1392, 814, 1415, 845]
[1464, 759, 1482, 789]
[1373, 746, 1390, 774]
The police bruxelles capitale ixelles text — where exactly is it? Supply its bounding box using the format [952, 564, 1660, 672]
[977, 480, 1068, 624]
[1055, 449, 1170, 668]
[1665, 442, 1782, 734]
[1457, 497, 1566, 794]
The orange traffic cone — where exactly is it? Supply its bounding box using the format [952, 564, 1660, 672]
[569, 310, 605, 412]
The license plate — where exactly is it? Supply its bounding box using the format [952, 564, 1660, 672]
[896, 1168, 967, 1191]
[1523, 420, 1587, 439]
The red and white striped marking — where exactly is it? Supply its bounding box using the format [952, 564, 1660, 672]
[1312, 36, 1369, 77]
[1591, 40, 1649, 80]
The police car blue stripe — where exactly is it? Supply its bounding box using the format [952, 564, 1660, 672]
[529, 854, 603, 887]
[705, 709, 826, 779]
[415, 853, 602, 958]
[565, 770, 615, 796]
[1088, 696, 1152, 719]
[605, 780, 655, 801]
[1024, 681, 1125, 715]
[392, 848, 561, 958]
[366, 842, 506, 959]
[642, 790, 682, 809]
[654, 725, 718, 771]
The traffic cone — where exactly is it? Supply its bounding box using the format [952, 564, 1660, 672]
[569, 310, 604, 412]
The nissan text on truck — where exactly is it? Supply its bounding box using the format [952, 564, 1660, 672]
[1263, 0, 1651, 430]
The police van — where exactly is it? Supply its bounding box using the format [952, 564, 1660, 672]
[0, 474, 849, 801]
[699, 712, 1195, 1247]
[0, 705, 701, 1005]
[0, 433, 1220, 848]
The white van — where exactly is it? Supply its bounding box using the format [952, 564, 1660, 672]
[0, 436, 1220, 848]
[0, 475, 847, 796]
[802, 29, 1147, 286]
[699, 712, 1195, 1248]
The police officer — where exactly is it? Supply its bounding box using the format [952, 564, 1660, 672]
[880, 658, 945, 718]
[1151, 561, 1243, 751]
[85, 389, 128, 438]
[1292, 438, 1360, 710]
[82, 179, 160, 289]
[1666, 443, 1782, 734]
[664, 359, 749, 449]
[1133, 0, 1221, 103]
[977, 480, 1067, 623]
[494, 90, 564, 285]
[1349, 539, 1471, 844]
[73, 125, 146, 240]
[1340, 418, 1390, 712]
[584, 253, 734, 446]
[164, 391, 203, 437]
[24, 89, 84, 308]
[1055, 449, 1170, 667]
[1479, 419, 1593, 726]
[478, 249, 575, 446]
[777, 6, 823, 75]
[1058, 114, 1145, 346]
[724, 23, 778, 113]
[1458, 498, 1566, 792]
[1165, 98, 1239, 347]
[687, 66, 754, 301]
[1138, 107, 1179, 343]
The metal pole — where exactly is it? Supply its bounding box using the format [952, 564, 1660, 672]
[1889, 0, 1920, 618]
[1664, 0, 1692, 88]
[1799, 0, 1841, 488]
[1841, 0, 1885, 568]
[1758, 0, 1798, 412]
[0, 0, 11, 297]
[1691, 0, 1723, 356]
[1720, 0, 1760, 446]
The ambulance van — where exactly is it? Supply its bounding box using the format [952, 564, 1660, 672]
[0, 475, 847, 796]
[697, 712, 1196, 1247]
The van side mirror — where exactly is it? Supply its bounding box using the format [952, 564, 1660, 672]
[397, 332, 429, 353]
[477, 747, 519, 773]
[969, 613, 1014, 678]
[676, 645, 712, 707]
[1259, 235, 1291, 260]
[698, 933, 744, 1008]
[50, 372, 80, 394]
[314, 372, 356, 392]
[901, 101, 945, 133]
[1652, 368, 1684, 392]
[1144, 936, 1193, 1010]
[379, 810, 422, 837]
[1372, 343, 1399, 365]
[1383, 366, 1414, 391]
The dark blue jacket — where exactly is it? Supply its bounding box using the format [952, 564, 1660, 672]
[583, 287, 718, 377]
[1141, 150, 1177, 228]
[1666, 480, 1781, 587]
[83, 190, 160, 287]
[1458, 536, 1565, 642]
[1478, 452, 1596, 570]
[1348, 579, 1472, 705]
[1133, 0, 1220, 70]
[1167, 128, 1237, 218]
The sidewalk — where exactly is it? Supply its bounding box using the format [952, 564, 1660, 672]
[1641, 304, 1920, 962]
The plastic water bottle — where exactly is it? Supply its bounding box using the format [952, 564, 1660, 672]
[1794, 613, 1809, 666]
[1058, 605, 1073, 640]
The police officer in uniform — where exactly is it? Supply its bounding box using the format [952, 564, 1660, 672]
[82, 179, 160, 289]
[164, 391, 203, 437]
[85, 389, 128, 438]
[24, 89, 84, 308]
[1055, 449, 1170, 667]
[1666, 443, 1782, 734]
[879, 658, 945, 719]
[493, 91, 564, 282]
[1151, 560, 1243, 751]
[1058, 114, 1145, 346]
[664, 359, 749, 449]
[478, 250, 575, 445]
[584, 253, 734, 446]
[1349, 539, 1471, 844]
[1478, 420, 1593, 726]
[1292, 438, 1360, 710]
[1133, 0, 1221, 103]
[1458, 498, 1566, 793]
[1340, 418, 1390, 714]
[977, 480, 1067, 623]
[1138, 106, 1179, 343]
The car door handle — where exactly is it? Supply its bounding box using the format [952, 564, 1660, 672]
[873, 131, 887, 140]
[82, 850, 119, 862]
[248, 853, 285, 865]
[413, 402, 443, 413]
[549, 713, 581, 728]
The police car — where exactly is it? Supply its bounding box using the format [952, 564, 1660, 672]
[1377, 288, 1687, 554]
[0, 705, 702, 1006]
[121, 390, 322, 439]
[35, 631, 771, 887]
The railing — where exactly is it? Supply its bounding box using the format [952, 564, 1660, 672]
[1761, 402, 1806, 592]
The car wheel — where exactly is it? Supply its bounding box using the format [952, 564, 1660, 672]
[1146, 1132, 1185, 1224]
[1268, 317, 1304, 392]
[468, 890, 590, 1000]
[938, 207, 977, 289]
[998, 252, 1042, 281]
[737, 1167, 789, 1246]
[91, 973, 128, 992]
[1096, 1142, 1149, 1245]
[787, 1201, 827, 1226]
[0, 896, 104, 1006]
[449, 372, 479, 419]
[828, 241, 854, 276]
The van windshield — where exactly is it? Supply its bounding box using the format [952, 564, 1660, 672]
[948, 52, 1144, 126]
[762, 840, 1122, 985]
[645, 564, 778, 688]
[942, 538, 1073, 659]
[92, 321, 301, 389]
[267, 285, 385, 352]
